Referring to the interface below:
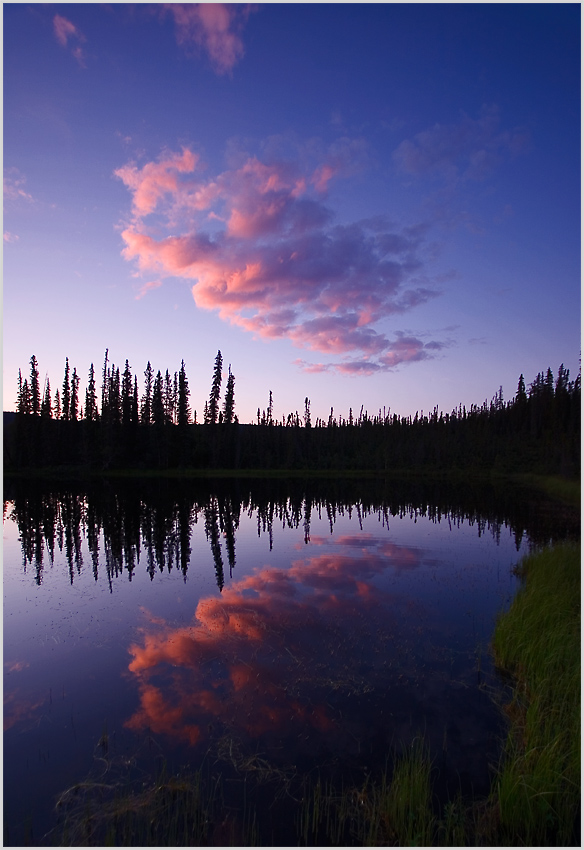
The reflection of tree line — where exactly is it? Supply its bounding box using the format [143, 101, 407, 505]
[5, 477, 579, 590]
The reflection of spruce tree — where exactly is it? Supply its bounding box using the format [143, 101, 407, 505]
[177, 497, 193, 579]
[61, 492, 83, 584]
[140, 502, 157, 581]
[303, 495, 312, 543]
[86, 497, 101, 582]
[204, 497, 224, 591]
[218, 494, 238, 577]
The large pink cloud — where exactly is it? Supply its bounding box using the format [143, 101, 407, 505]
[162, 4, 254, 75]
[116, 147, 446, 370]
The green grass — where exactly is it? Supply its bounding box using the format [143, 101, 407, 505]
[491, 541, 581, 845]
[508, 473, 581, 507]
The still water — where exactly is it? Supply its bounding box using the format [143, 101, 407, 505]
[3, 477, 576, 845]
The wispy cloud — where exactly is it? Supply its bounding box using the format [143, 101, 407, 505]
[115, 146, 446, 371]
[53, 14, 87, 67]
[393, 105, 528, 184]
[3, 232, 19, 243]
[162, 3, 255, 75]
[4, 169, 35, 205]
[135, 279, 163, 300]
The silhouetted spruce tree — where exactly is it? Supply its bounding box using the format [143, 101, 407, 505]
[41, 378, 52, 418]
[177, 360, 191, 426]
[267, 390, 274, 425]
[70, 367, 80, 421]
[101, 349, 109, 424]
[164, 369, 174, 424]
[54, 388, 61, 420]
[109, 366, 121, 425]
[85, 363, 98, 421]
[141, 361, 154, 425]
[152, 371, 165, 427]
[207, 350, 223, 424]
[61, 358, 71, 421]
[121, 360, 133, 426]
[223, 366, 235, 424]
[17, 372, 31, 415]
[29, 355, 41, 416]
[132, 376, 139, 426]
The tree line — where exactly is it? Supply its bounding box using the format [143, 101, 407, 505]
[5, 351, 580, 476]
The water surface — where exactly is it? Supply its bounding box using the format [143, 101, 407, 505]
[3, 476, 576, 845]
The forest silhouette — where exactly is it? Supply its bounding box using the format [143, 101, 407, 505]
[5, 352, 580, 476]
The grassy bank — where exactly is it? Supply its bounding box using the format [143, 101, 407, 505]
[491, 540, 581, 845]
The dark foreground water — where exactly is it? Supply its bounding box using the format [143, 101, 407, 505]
[3, 476, 578, 845]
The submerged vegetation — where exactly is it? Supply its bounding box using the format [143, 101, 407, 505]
[5, 352, 580, 477]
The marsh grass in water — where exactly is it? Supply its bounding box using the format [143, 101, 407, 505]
[491, 540, 580, 846]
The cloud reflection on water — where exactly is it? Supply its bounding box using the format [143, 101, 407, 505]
[125, 537, 426, 748]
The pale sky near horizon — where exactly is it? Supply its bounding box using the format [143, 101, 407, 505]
[3, 3, 581, 423]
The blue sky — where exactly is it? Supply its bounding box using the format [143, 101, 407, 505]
[3, 3, 580, 423]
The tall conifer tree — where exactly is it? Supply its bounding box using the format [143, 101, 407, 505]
[141, 361, 154, 425]
[70, 367, 79, 421]
[61, 358, 71, 420]
[29, 355, 41, 416]
[208, 350, 223, 424]
[41, 378, 52, 418]
[177, 360, 191, 426]
[223, 366, 235, 424]
[85, 364, 98, 421]
[152, 371, 165, 427]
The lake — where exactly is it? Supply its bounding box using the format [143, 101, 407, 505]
[3, 476, 578, 845]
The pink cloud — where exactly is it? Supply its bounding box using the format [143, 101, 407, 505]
[4, 170, 34, 204]
[135, 280, 163, 300]
[116, 146, 446, 369]
[163, 4, 254, 75]
[53, 14, 86, 67]
[3, 232, 19, 243]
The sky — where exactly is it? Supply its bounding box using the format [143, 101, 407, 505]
[3, 3, 581, 424]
